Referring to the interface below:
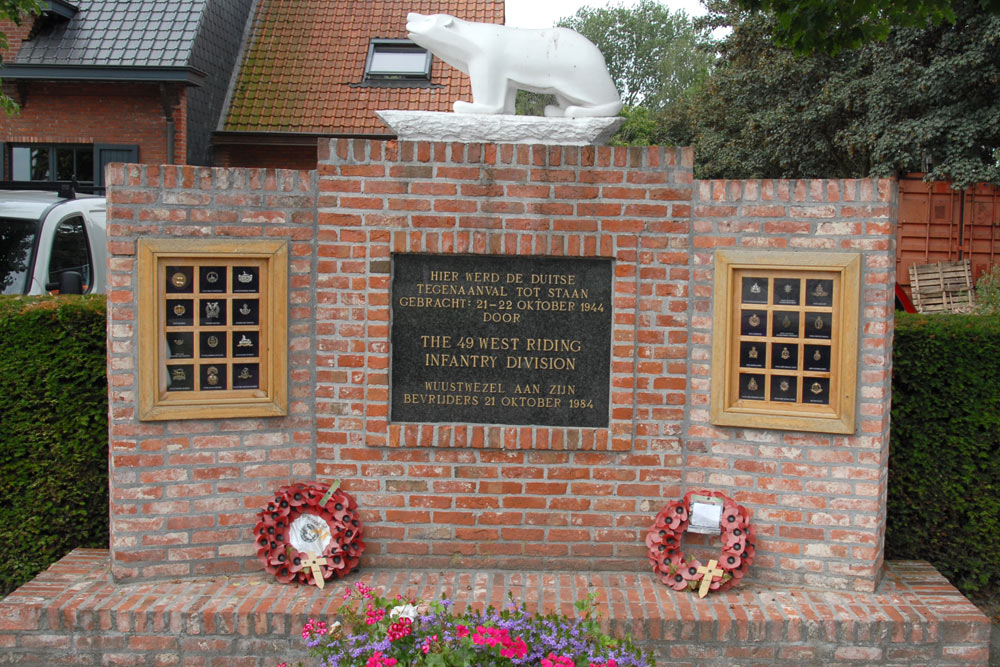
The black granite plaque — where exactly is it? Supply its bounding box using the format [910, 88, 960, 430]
[770, 343, 798, 370]
[770, 375, 798, 402]
[200, 364, 226, 391]
[165, 266, 193, 293]
[233, 266, 259, 293]
[739, 341, 765, 368]
[804, 344, 831, 372]
[232, 299, 259, 325]
[233, 363, 259, 389]
[200, 299, 226, 326]
[741, 277, 768, 304]
[772, 310, 800, 337]
[167, 364, 194, 391]
[390, 253, 613, 427]
[738, 373, 765, 400]
[167, 332, 193, 359]
[806, 312, 832, 339]
[806, 279, 834, 307]
[199, 266, 226, 293]
[200, 332, 226, 358]
[233, 331, 259, 357]
[804, 377, 830, 404]
[773, 278, 800, 305]
[740, 310, 767, 337]
[166, 299, 193, 327]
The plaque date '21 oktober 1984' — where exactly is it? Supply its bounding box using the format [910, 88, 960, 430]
[390, 254, 613, 427]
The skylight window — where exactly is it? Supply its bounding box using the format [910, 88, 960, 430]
[365, 39, 432, 81]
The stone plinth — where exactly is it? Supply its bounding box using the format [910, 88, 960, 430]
[376, 110, 624, 145]
[0, 550, 989, 666]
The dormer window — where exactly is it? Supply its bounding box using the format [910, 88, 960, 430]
[364, 39, 432, 81]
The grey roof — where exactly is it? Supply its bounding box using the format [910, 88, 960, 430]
[13, 0, 206, 69]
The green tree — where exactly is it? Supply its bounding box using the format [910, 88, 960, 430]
[690, 0, 1000, 187]
[0, 0, 41, 114]
[557, 0, 716, 111]
[736, 0, 1000, 54]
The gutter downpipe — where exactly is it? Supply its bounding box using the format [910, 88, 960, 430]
[160, 84, 176, 164]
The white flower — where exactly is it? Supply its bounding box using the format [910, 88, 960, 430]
[389, 604, 418, 621]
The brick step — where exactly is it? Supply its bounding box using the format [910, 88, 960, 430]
[0, 550, 989, 666]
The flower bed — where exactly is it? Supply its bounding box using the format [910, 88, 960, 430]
[282, 582, 653, 667]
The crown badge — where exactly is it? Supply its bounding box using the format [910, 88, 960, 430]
[237, 270, 253, 284]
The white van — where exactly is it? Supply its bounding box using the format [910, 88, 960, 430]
[0, 188, 107, 295]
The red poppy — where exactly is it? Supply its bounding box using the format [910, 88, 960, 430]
[660, 562, 691, 591]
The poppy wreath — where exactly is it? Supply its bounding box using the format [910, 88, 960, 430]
[254, 481, 365, 586]
[645, 490, 755, 595]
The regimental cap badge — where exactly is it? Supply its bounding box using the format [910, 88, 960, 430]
[814, 314, 825, 330]
[240, 303, 252, 316]
[811, 382, 823, 395]
[813, 349, 822, 361]
[207, 335, 219, 348]
[748, 313, 761, 327]
[206, 366, 220, 385]
[748, 346, 758, 359]
[782, 314, 792, 328]
[783, 283, 793, 294]
[205, 301, 221, 319]
[747, 378, 758, 391]
[171, 367, 186, 381]
[206, 271, 219, 284]
[780, 346, 790, 360]
[812, 282, 829, 298]
[237, 270, 253, 284]
[779, 379, 790, 392]
[238, 367, 252, 380]
[171, 272, 187, 288]
[750, 281, 761, 294]
[237, 334, 253, 348]
[173, 304, 186, 316]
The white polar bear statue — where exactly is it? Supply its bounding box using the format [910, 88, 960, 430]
[406, 12, 623, 118]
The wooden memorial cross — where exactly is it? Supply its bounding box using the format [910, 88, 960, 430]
[696, 559, 725, 598]
[300, 552, 328, 589]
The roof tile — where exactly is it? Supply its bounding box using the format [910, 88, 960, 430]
[223, 0, 505, 134]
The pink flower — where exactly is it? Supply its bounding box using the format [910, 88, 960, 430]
[386, 617, 412, 642]
[541, 653, 575, 667]
[365, 652, 397, 667]
[365, 603, 386, 625]
[456, 624, 470, 638]
[500, 635, 528, 659]
[421, 634, 439, 655]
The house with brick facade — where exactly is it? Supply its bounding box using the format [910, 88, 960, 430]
[213, 0, 505, 170]
[0, 0, 254, 189]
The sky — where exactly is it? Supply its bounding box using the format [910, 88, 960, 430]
[504, 0, 708, 28]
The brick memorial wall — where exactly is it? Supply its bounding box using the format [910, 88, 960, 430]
[104, 139, 896, 592]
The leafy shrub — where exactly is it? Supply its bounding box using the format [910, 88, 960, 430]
[0, 296, 109, 596]
[974, 264, 1000, 315]
[886, 312, 1000, 593]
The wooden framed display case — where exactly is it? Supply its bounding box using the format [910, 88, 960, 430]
[710, 250, 860, 434]
[137, 239, 287, 421]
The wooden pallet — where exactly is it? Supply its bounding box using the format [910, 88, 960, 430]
[908, 259, 975, 313]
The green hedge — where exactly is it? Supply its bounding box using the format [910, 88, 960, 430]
[0, 296, 109, 596]
[886, 312, 1000, 594]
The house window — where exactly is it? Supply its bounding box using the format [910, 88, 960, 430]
[11, 144, 95, 187]
[7, 143, 137, 189]
[364, 39, 432, 81]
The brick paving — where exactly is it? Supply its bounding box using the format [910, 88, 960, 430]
[0, 550, 989, 665]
